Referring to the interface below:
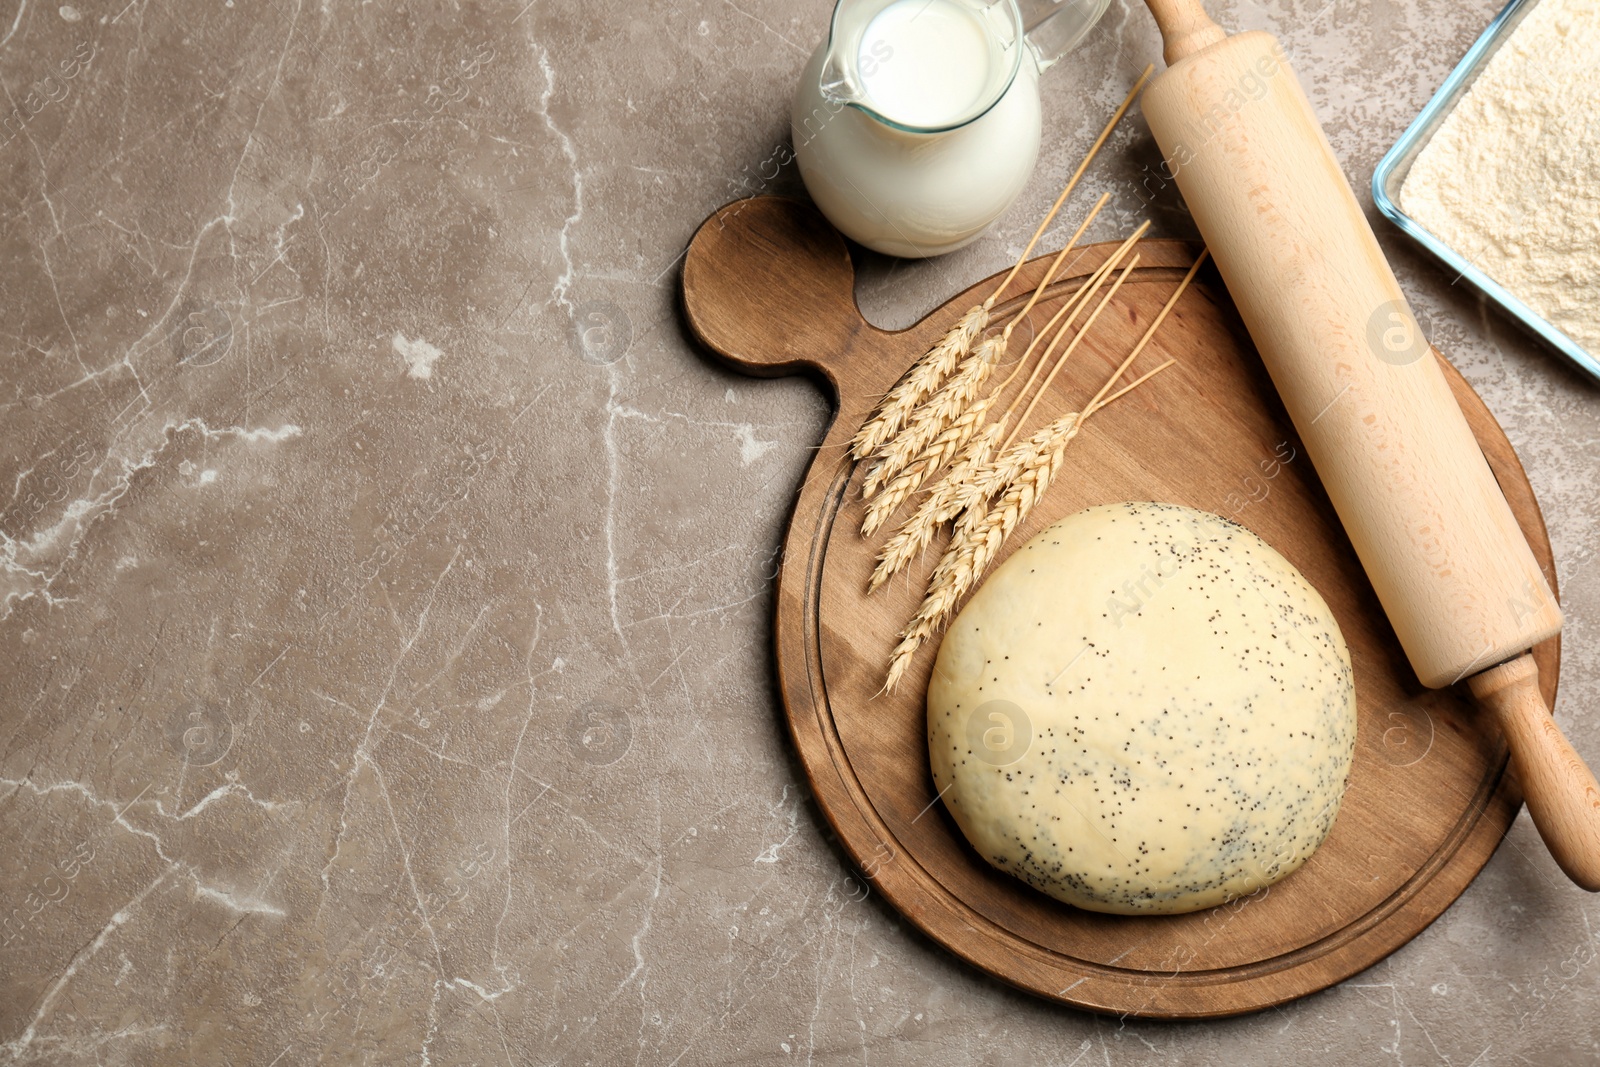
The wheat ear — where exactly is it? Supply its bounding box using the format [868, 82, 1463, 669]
[947, 421, 1041, 519]
[867, 208, 1132, 548]
[948, 352, 1184, 606]
[880, 321, 1187, 688]
[862, 394, 994, 536]
[862, 335, 1000, 497]
[957, 419, 1081, 590]
[885, 239, 1154, 553]
[867, 410, 1036, 600]
[883, 413, 1080, 692]
[920, 252, 1136, 539]
[850, 304, 986, 461]
[867, 417, 1009, 593]
[881, 351, 1184, 691]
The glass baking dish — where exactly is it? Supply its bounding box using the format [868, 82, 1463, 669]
[1372, 0, 1600, 383]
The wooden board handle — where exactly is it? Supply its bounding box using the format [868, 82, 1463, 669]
[682, 196, 872, 387]
[1470, 654, 1600, 890]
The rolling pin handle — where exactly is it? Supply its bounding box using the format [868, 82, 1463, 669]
[1142, 0, 1227, 65]
[1469, 653, 1600, 891]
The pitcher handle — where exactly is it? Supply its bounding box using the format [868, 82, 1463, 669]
[1017, 0, 1111, 73]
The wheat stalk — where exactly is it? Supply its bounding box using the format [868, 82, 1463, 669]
[1000, 254, 1140, 450]
[990, 192, 1110, 347]
[1083, 249, 1211, 416]
[980, 66, 1153, 305]
[992, 222, 1150, 434]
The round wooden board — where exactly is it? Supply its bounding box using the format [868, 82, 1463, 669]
[680, 196, 1561, 1019]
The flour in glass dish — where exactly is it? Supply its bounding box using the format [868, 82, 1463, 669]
[1399, 0, 1600, 353]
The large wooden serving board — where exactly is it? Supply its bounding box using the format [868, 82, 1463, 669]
[680, 196, 1560, 1019]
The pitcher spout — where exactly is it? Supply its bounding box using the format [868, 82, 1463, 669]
[817, 37, 869, 109]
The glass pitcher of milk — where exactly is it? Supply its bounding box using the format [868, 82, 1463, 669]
[793, 0, 1109, 257]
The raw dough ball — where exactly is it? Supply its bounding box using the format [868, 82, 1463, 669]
[928, 501, 1356, 914]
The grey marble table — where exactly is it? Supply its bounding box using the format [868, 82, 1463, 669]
[2, 0, 1597, 1063]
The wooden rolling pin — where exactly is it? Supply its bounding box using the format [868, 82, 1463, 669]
[1139, 0, 1600, 889]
